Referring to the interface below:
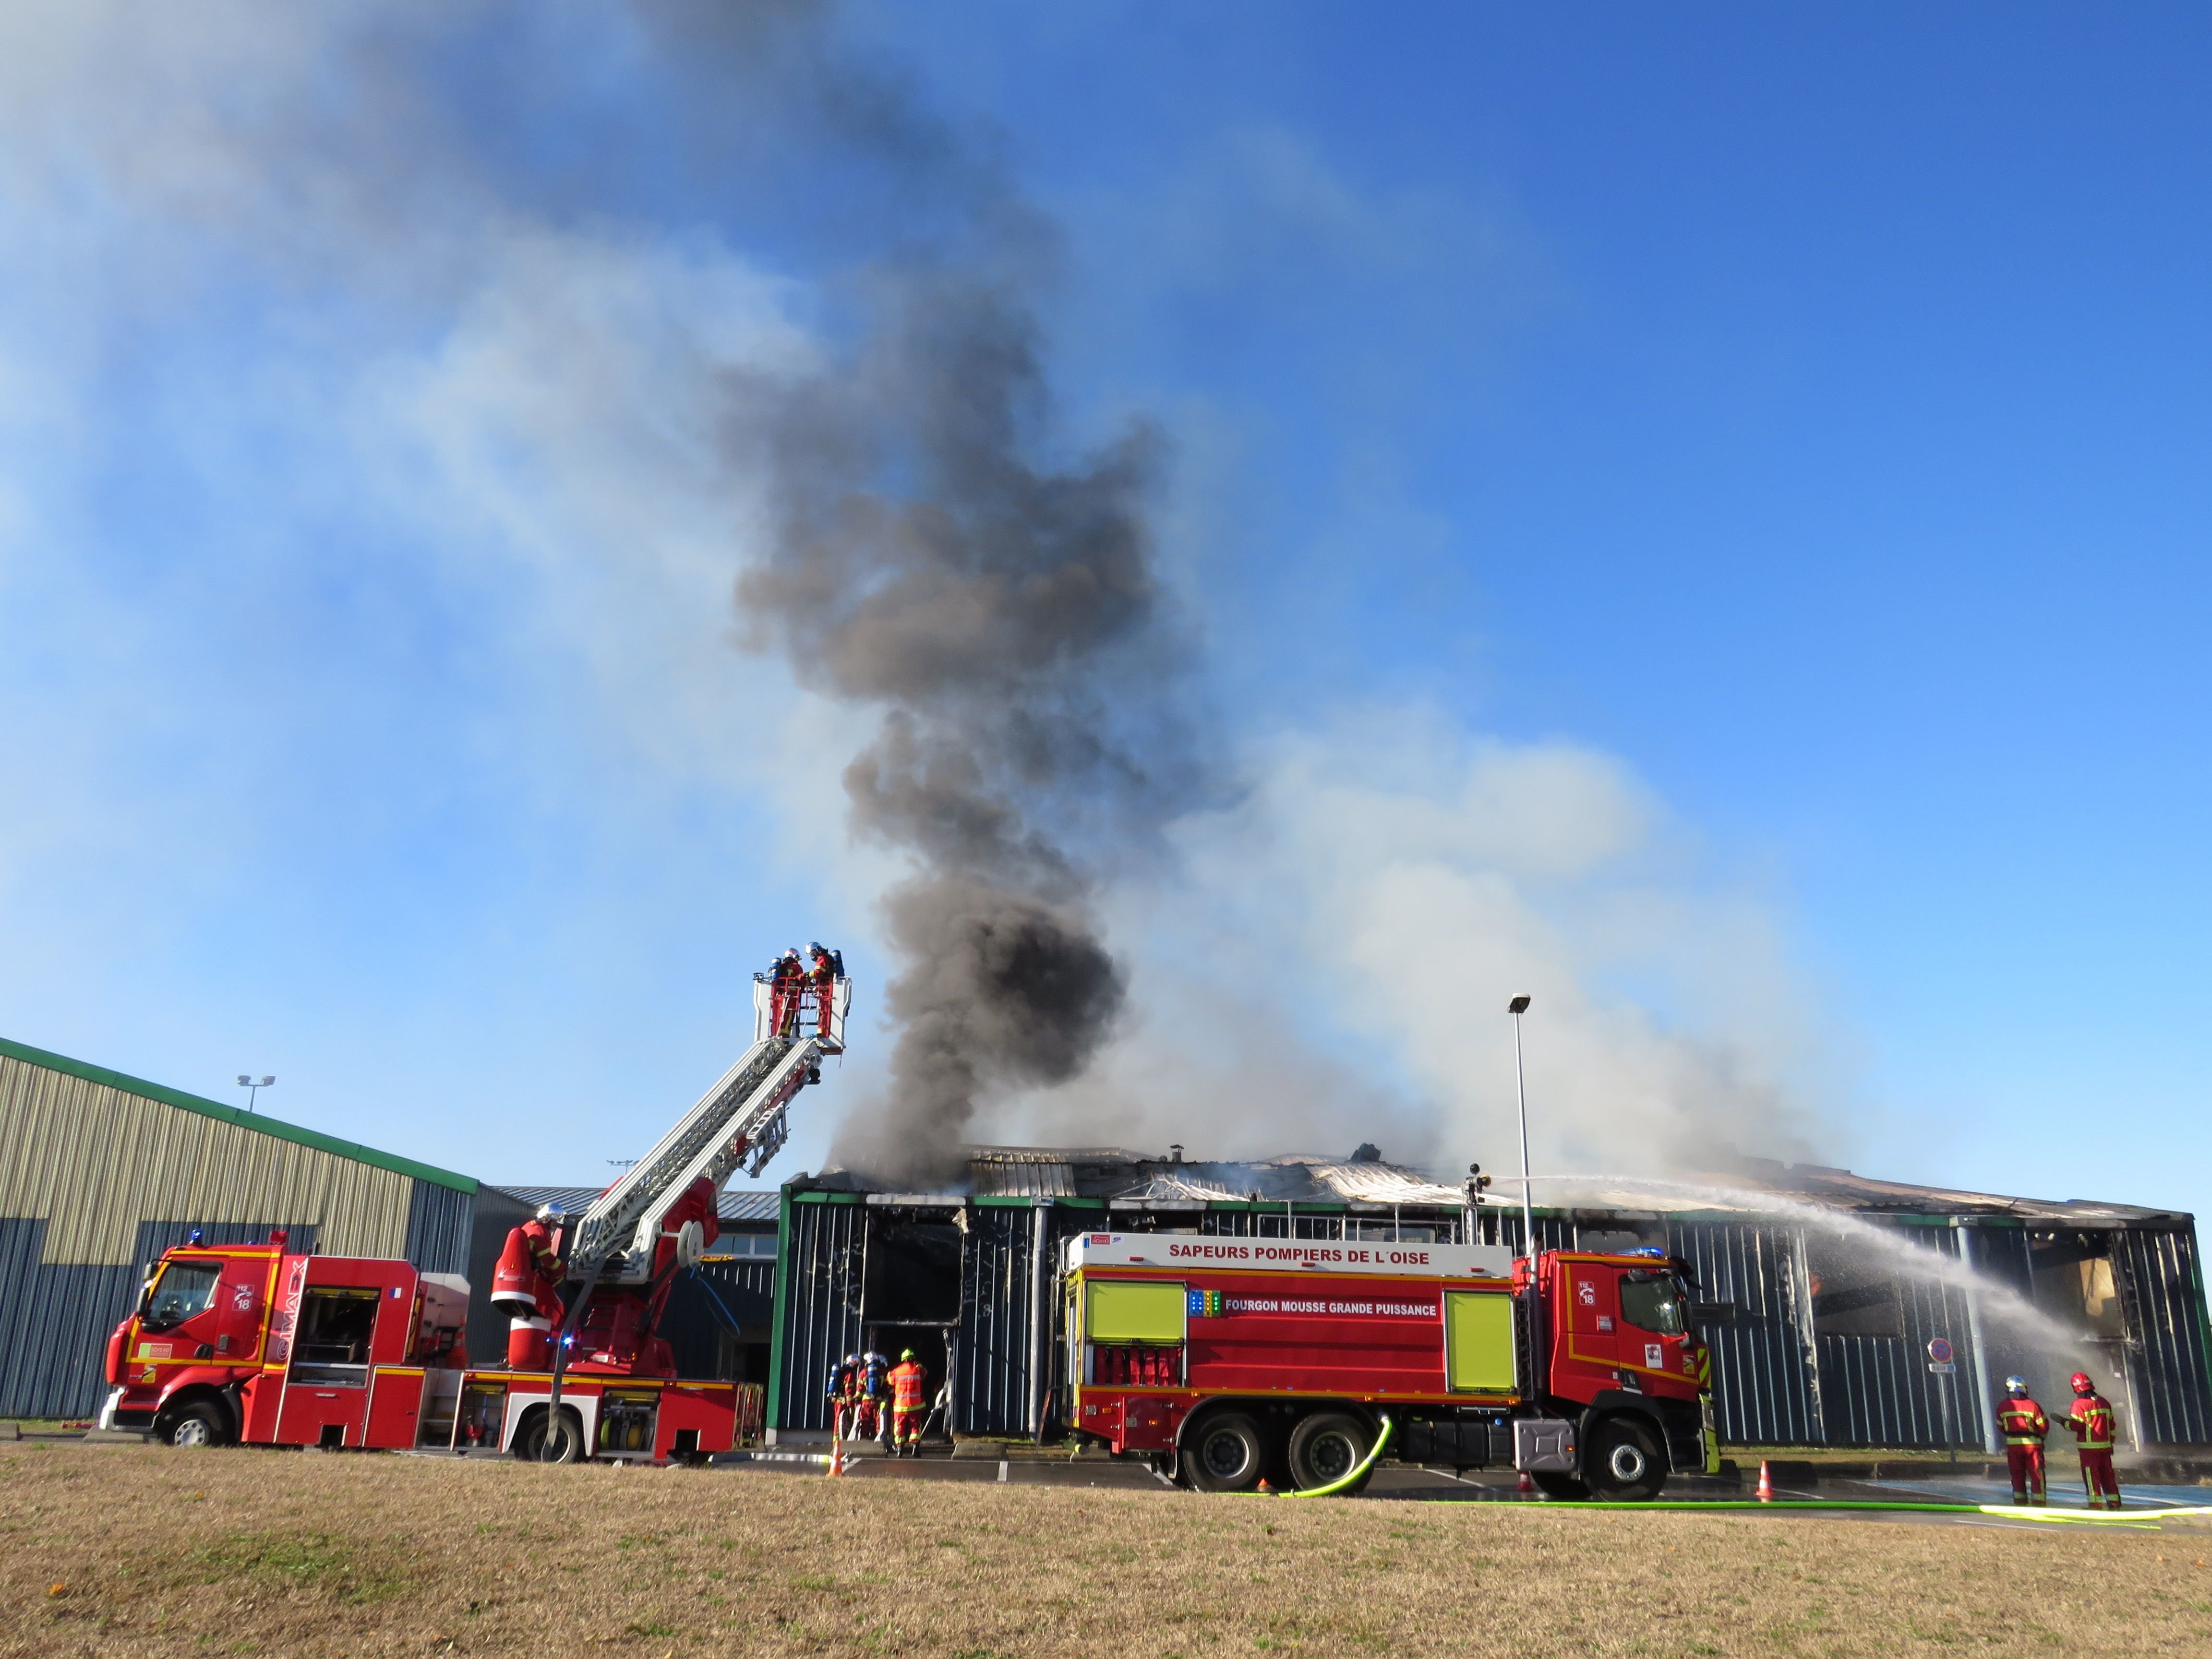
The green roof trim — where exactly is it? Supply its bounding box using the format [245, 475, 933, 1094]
[0, 1035, 478, 1195]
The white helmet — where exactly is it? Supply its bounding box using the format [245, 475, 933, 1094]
[535, 1203, 566, 1224]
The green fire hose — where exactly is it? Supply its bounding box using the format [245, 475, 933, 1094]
[1282, 1413, 1395, 1499]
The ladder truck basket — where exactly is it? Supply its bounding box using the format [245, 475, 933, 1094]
[753, 972, 850, 1051]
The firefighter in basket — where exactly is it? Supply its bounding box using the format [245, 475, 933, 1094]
[887, 1349, 929, 1456]
[491, 1203, 567, 1370]
[809, 942, 842, 1041]
[1997, 1375, 2050, 1506]
[769, 948, 805, 1039]
[2064, 1370, 2122, 1509]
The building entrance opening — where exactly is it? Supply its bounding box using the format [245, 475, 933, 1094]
[864, 1325, 950, 1438]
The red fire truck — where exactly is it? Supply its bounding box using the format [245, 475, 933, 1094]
[1063, 1233, 1714, 1500]
[97, 969, 848, 1463]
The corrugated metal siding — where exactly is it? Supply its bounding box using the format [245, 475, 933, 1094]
[2113, 1227, 2212, 1446]
[0, 1220, 134, 1419]
[668, 1258, 776, 1381]
[0, 1055, 418, 1264]
[1810, 1230, 1984, 1449]
[404, 1182, 474, 1276]
[775, 1202, 865, 1432]
[954, 1207, 1035, 1437]
[0, 1048, 488, 1419]
[761, 1190, 2212, 1451]
[1670, 1220, 1822, 1447]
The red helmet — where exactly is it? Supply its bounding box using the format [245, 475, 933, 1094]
[2070, 1371, 2094, 1395]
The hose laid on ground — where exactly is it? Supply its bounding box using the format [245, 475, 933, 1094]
[1558, 1498, 2212, 1523]
[1286, 1414, 1395, 1500]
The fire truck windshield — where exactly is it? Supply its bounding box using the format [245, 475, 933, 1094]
[143, 1260, 220, 1330]
[1619, 1272, 1688, 1336]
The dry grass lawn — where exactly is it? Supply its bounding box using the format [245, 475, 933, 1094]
[2, 1443, 2209, 1657]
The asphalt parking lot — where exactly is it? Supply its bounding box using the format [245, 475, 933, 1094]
[715, 1446, 2212, 1527]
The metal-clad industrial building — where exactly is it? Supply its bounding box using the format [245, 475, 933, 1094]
[0, 1035, 479, 1419]
[764, 1147, 2212, 1454]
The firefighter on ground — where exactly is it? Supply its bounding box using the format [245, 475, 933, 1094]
[862, 1349, 892, 1450]
[827, 1352, 861, 1441]
[2065, 1370, 2122, 1509]
[808, 942, 842, 1044]
[1997, 1375, 2050, 1506]
[888, 1348, 929, 1456]
[491, 1203, 566, 1370]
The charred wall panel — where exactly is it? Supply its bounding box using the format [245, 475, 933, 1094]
[774, 1200, 864, 1433]
[1810, 1229, 1983, 1449]
[953, 1206, 1035, 1438]
[2112, 1227, 2212, 1446]
[1669, 1220, 1821, 1447]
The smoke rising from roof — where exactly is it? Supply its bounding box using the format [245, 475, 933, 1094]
[732, 264, 1202, 1180]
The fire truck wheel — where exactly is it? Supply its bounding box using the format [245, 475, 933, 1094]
[163, 1400, 231, 1449]
[1286, 1412, 1375, 1494]
[513, 1406, 586, 1464]
[1182, 1412, 1266, 1492]
[1584, 1416, 1665, 1502]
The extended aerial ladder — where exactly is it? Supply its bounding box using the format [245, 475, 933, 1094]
[541, 973, 851, 1431]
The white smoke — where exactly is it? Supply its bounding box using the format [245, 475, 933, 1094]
[1002, 709, 1839, 1176]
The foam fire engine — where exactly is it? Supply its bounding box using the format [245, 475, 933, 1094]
[96, 970, 849, 1461]
[1063, 1232, 1715, 1499]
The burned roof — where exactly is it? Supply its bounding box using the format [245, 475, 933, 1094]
[795, 1147, 2192, 1227]
[807, 1146, 1469, 1210]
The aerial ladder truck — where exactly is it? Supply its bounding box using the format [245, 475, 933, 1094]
[97, 966, 848, 1462]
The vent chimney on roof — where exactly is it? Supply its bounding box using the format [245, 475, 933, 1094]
[1169, 1143, 1183, 1164]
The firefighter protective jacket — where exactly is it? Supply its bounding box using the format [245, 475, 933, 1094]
[889, 1360, 927, 1412]
[1997, 1395, 2049, 1446]
[2066, 1393, 2115, 1450]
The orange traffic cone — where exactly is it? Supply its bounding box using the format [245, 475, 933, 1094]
[826, 1437, 845, 1478]
[1516, 1469, 1537, 1496]
[1755, 1460, 1774, 1502]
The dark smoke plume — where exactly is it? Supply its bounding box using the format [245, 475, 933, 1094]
[733, 264, 1199, 1181]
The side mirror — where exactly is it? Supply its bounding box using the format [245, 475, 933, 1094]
[1689, 1300, 1739, 1326]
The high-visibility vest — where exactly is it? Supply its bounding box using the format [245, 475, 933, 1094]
[889, 1361, 927, 1411]
[2068, 1395, 2114, 1451]
[1998, 1397, 2048, 1445]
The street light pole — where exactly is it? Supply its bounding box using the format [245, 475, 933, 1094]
[1508, 994, 1542, 1410]
[236, 1075, 274, 1113]
[1508, 996, 1534, 1259]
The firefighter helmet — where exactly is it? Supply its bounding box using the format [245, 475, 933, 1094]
[535, 1203, 566, 1223]
[2005, 1375, 2029, 1396]
[900, 1348, 916, 1362]
[2070, 1371, 2095, 1395]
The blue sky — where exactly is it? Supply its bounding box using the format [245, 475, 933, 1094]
[0, 4, 2205, 1223]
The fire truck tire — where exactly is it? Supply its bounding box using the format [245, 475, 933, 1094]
[163, 1399, 231, 1449]
[1182, 1412, 1266, 1492]
[1584, 1416, 1665, 1502]
[513, 1406, 586, 1464]
[1286, 1412, 1376, 1495]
